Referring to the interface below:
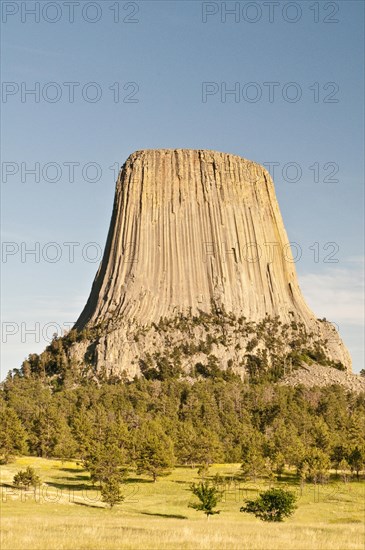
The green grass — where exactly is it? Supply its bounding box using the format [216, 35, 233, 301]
[1, 457, 364, 549]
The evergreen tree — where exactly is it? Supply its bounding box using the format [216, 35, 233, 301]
[338, 458, 350, 484]
[175, 422, 200, 467]
[84, 443, 127, 486]
[1, 364, 364, 484]
[0, 404, 28, 463]
[136, 421, 175, 482]
[101, 477, 125, 508]
[348, 446, 364, 480]
[13, 466, 40, 490]
[52, 419, 78, 461]
[189, 482, 222, 519]
[299, 448, 330, 484]
[241, 439, 266, 482]
[32, 405, 60, 458]
[330, 444, 347, 474]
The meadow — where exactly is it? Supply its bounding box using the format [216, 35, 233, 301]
[1, 457, 363, 550]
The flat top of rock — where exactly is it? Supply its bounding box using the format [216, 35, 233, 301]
[127, 148, 261, 166]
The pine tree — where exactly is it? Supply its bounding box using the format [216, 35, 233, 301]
[84, 443, 127, 486]
[13, 466, 40, 490]
[136, 421, 175, 482]
[101, 477, 124, 508]
[189, 482, 222, 519]
[241, 443, 266, 482]
[0, 404, 28, 463]
[53, 419, 78, 462]
[348, 446, 364, 480]
[299, 448, 330, 484]
[339, 458, 350, 484]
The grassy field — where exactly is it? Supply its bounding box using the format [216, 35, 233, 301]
[1, 457, 364, 550]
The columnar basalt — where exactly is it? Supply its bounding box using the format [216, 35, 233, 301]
[70, 149, 351, 378]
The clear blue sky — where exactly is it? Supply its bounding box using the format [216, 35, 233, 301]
[1, 0, 364, 377]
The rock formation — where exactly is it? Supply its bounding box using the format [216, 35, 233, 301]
[69, 149, 351, 379]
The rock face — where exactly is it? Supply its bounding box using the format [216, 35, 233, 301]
[72, 149, 351, 378]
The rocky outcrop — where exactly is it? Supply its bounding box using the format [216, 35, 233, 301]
[281, 364, 365, 393]
[70, 149, 351, 378]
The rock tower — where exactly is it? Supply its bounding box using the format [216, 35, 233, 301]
[71, 150, 351, 378]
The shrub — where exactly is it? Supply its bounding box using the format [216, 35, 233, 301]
[240, 487, 297, 522]
[13, 466, 40, 490]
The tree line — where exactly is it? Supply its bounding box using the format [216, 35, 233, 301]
[1, 373, 364, 484]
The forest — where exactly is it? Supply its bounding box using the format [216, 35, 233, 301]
[1, 365, 364, 485]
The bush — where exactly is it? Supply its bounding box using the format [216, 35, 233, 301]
[240, 487, 297, 522]
[13, 466, 40, 490]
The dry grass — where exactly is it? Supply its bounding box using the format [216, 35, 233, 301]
[1, 458, 364, 550]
